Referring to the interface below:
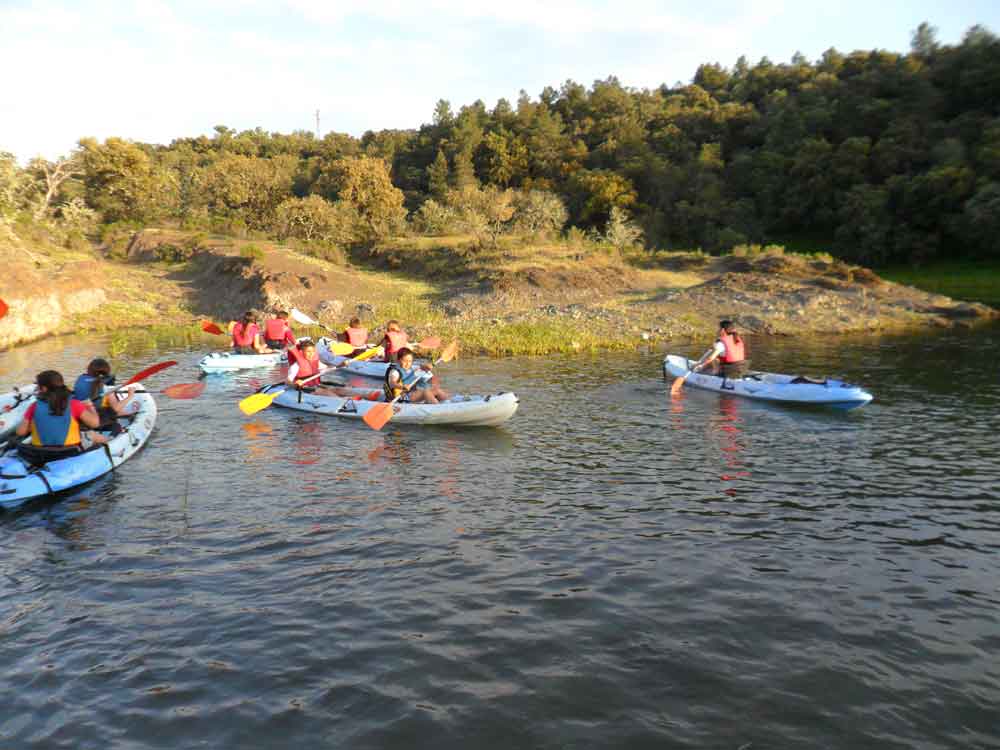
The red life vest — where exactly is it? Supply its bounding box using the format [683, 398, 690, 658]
[384, 330, 408, 355]
[719, 332, 745, 363]
[289, 347, 321, 380]
[344, 326, 368, 347]
[264, 318, 289, 341]
[232, 322, 257, 348]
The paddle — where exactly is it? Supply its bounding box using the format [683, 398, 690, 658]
[162, 382, 206, 399]
[670, 364, 695, 396]
[123, 360, 178, 386]
[363, 340, 459, 431]
[201, 320, 225, 336]
[238, 370, 326, 416]
[0, 298, 8, 320]
[290, 307, 335, 333]
[335, 345, 383, 367]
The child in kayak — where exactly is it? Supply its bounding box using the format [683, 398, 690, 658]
[383, 348, 450, 404]
[72, 358, 134, 427]
[16, 370, 108, 453]
[263, 311, 296, 349]
[378, 320, 409, 362]
[339, 317, 369, 357]
[690, 320, 749, 379]
[231, 311, 273, 354]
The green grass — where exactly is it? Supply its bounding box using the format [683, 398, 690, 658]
[880, 261, 1000, 308]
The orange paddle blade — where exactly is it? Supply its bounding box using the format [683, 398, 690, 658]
[670, 375, 686, 395]
[124, 361, 178, 386]
[438, 340, 459, 363]
[0, 298, 8, 320]
[162, 382, 206, 399]
[201, 320, 225, 336]
[363, 401, 396, 431]
[418, 336, 441, 350]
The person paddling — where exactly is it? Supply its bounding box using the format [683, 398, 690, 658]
[72, 358, 134, 427]
[340, 317, 369, 357]
[231, 311, 272, 354]
[16, 370, 108, 454]
[690, 320, 748, 380]
[384, 348, 450, 404]
[286, 339, 335, 393]
[378, 320, 409, 362]
[263, 310, 295, 350]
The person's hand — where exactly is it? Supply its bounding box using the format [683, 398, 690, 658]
[421, 363, 433, 371]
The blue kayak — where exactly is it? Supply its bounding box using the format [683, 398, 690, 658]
[0, 387, 158, 510]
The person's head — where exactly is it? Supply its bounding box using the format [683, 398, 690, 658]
[298, 339, 316, 358]
[386, 320, 401, 332]
[719, 319, 736, 333]
[86, 358, 112, 379]
[243, 310, 257, 325]
[397, 347, 414, 368]
[36, 370, 70, 414]
[349, 317, 361, 328]
[276, 310, 288, 320]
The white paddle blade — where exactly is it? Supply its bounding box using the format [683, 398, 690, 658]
[290, 308, 317, 326]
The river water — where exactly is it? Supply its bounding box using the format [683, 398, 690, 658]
[1, 327, 998, 749]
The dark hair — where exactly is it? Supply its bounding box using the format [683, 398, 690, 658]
[36, 370, 70, 416]
[349, 317, 361, 327]
[242, 311, 257, 325]
[719, 320, 741, 344]
[297, 338, 315, 349]
[277, 310, 288, 319]
[86, 358, 112, 401]
[396, 347, 414, 360]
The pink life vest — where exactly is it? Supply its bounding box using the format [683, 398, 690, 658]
[344, 326, 368, 347]
[719, 332, 745, 363]
[232, 322, 257, 348]
[384, 330, 408, 355]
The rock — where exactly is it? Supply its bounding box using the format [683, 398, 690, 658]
[443, 304, 462, 317]
[317, 299, 343, 316]
[641, 332, 650, 341]
[355, 302, 374, 318]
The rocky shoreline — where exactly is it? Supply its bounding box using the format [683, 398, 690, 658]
[1, 230, 996, 353]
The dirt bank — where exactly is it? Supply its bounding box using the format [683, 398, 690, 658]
[1, 229, 996, 353]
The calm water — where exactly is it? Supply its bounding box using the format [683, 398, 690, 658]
[1, 327, 999, 749]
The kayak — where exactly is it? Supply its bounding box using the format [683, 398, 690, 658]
[0, 384, 37, 442]
[199, 350, 287, 372]
[316, 337, 430, 380]
[662, 354, 873, 410]
[262, 384, 519, 427]
[0, 385, 158, 510]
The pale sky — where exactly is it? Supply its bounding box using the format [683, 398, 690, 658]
[1, 0, 997, 162]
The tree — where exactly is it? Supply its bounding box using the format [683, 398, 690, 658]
[273, 194, 359, 245]
[911, 22, 939, 58]
[27, 154, 83, 219]
[512, 190, 567, 237]
[78, 137, 167, 223]
[603, 206, 643, 250]
[202, 153, 296, 230]
[447, 185, 514, 247]
[426, 149, 450, 198]
[313, 156, 406, 241]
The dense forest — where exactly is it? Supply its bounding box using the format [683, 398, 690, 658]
[2, 23, 999, 266]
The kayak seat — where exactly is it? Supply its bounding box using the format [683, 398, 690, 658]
[789, 376, 828, 385]
[15, 443, 83, 466]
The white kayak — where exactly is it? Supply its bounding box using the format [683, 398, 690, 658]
[199, 350, 287, 372]
[0, 384, 37, 442]
[0, 386, 158, 510]
[663, 354, 873, 410]
[262, 384, 518, 427]
[316, 337, 431, 380]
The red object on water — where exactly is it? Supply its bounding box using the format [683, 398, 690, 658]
[162, 382, 206, 399]
[0, 298, 8, 320]
[124, 361, 178, 386]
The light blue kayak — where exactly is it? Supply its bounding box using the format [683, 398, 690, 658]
[0, 384, 36, 442]
[198, 350, 287, 372]
[0, 386, 158, 510]
[663, 354, 873, 410]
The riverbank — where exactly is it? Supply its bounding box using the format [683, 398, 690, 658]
[2, 229, 997, 354]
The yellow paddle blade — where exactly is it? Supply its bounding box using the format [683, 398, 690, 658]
[352, 347, 382, 362]
[327, 340, 357, 356]
[438, 340, 459, 363]
[363, 401, 395, 431]
[239, 389, 283, 416]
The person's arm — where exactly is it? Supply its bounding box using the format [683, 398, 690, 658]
[287, 362, 300, 385]
[15, 404, 34, 437]
[692, 343, 723, 371]
[75, 401, 101, 429]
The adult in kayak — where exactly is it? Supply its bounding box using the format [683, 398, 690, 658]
[691, 320, 749, 379]
[72, 358, 135, 427]
[16, 370, 108, 456]
[231, 311, 273, 355]
[263, 311, 296, 350]
[339, 317, 369, 357]
[384, 348, 450, 404]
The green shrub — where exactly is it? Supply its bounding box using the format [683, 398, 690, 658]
[240, 243, 264, 261]
[155, 243, 193, 263]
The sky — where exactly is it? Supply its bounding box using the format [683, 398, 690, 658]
[1, 0, 998, 162]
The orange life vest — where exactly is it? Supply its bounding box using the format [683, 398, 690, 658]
[344, 326, 368, 347]
[384, 330, 408, 355]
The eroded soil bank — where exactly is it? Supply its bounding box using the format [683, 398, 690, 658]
[1, 229, 996, 354]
